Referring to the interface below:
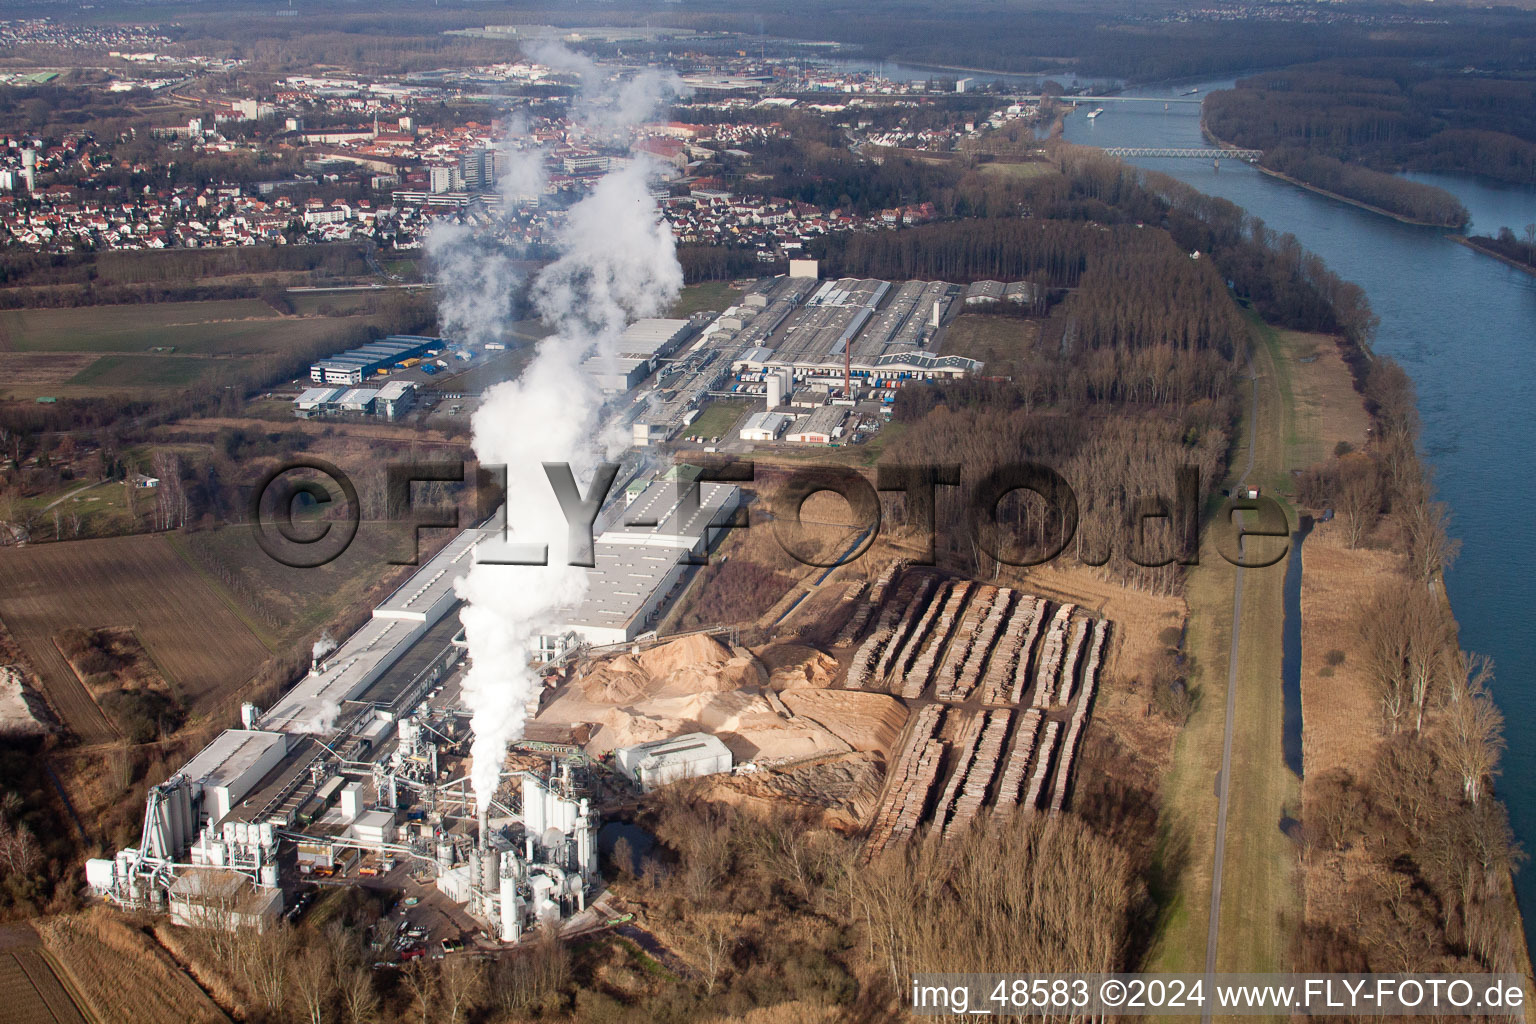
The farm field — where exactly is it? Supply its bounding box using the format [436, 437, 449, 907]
[0, 533, 270, 743]
[65, 353, 259, 390]
[0, 301, 394, 397]
[0, 924, 88, 1024]
[0, 299, 276, 350]
[171, 520, 450, 648]
[33, 909, 229, 1024]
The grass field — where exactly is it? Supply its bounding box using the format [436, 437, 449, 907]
[975, 159, 1055, 180]
[1145, 315, 1304, 986]
[683, 399, 753, 441]
[0, 299, 276, 351]
[0, 298, 397, 398]
[0, 533, 270, 742]
[939, 313, 1042, 377]
[668, 280, 739, 319]
[65, 353, 259, 389]
[14, 479, 142, 539]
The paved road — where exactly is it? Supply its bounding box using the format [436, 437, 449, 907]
[1203, 351, 1260, 1015]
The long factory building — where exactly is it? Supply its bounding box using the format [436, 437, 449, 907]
[724, 275, 983, 382]
[92, 465, 740, 912]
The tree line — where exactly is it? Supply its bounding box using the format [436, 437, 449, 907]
[1261, 148, 1469, 227]
[1204, 61, 1536, 186]
[1292, 355, 1522, 976]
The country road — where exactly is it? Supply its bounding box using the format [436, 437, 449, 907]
[1203, 349, 1259, 1007]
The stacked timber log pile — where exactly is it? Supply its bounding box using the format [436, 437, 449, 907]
[831, 580, 872, 647]
[866, 704, 945, 857]
[954, 588, 1015, 702]
[1003, 599, 1048, 705]
[1030, 604, 1076, 707]
[900, 581, 971, 699]
[889, 580, 951, 693]
[1051, 620, 1109, 815]
[943, 709, 1013, 839]
[992, 708, 1043, 811]
[1055, 618, 1091, 706]
[868, 559, 909, 606]
[844, 599, 904, 690]
[871, 577, 936, 685]
[934, 586, 998, 702]
[928, 711, 985, 835]
[1022, 720, 1060, 812]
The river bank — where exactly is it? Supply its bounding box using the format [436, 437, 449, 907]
[1200, 125, 1464, 229]
[1452, 235, 1536, 279]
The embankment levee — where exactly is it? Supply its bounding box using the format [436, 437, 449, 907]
[1451, 235, 1536, 279]
[1199, 124, 1465, 230]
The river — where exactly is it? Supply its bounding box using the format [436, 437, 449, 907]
[1061, 80, 1536, 948]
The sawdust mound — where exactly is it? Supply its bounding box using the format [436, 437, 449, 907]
[694, 752, 886, 831]
[587, 690, 850, 761]
[779, 688, 907, 759]
[767, 649, 840, 691]
[577, 634, 757, 704]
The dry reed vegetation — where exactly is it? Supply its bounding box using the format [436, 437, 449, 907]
[32, 908, 227, 1024]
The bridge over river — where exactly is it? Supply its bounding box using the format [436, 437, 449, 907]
[1100, 146, 1263, 161]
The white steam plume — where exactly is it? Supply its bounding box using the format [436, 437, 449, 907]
[437, 55, 684, 817]
[526, 41, 686, 142]
[312, 630, 336, 663]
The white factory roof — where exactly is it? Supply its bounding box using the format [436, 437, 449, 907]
[740, 411, 792, 437]
[616, 732, 732, 772]
[180, 730, 287, 791]
[735, 346, 775, 366]
[296, 387, 343, 408]
[617, 318, 691, 357]
[374, 525, 488, 621]
[600, 478, 736, 550]
[375, 380, 415, 401]
[561, 543, 680, 631]
[336, 387, 380, 408]
[259, 616, 419, 733]
[260, 525, 493, 734]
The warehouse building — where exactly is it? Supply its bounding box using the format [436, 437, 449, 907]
[582, 319, 701, 394]
[535, 472, 741, 653]
[739, 411, 793, 441]
[309, 335, 439, 386]
[786, 405, 848, 444]
[615, 733, 733, 792]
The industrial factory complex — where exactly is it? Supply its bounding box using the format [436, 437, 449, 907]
[87, 462, 746, 943]
[85, 267, 1095, 959]
[627, 266, 994, 447]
